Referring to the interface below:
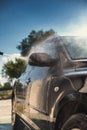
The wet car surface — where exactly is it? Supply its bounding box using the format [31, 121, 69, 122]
[12, 36, 87, 130]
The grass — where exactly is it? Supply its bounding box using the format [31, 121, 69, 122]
[0, 90, 12, 100]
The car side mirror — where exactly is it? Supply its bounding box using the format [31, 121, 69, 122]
[28, 53, 57, 67]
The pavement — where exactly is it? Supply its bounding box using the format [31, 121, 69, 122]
[0, 99, 12, 130]
[0, 124, 12, 130]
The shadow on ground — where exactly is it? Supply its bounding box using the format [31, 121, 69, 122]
[0, 124, 12, 130]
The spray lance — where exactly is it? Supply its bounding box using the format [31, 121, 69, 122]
[0, 51, 3, 55]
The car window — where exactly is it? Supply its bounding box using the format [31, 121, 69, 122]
[26, 65, 49, 80]
[62, 36, 87, 59]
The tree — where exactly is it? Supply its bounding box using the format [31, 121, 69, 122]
[17, 29, 55, 56]
[0, 83, 2, 89]
[2, 58, 27, 80]
[3, 82, 12, 90]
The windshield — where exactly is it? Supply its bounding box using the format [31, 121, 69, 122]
[62, 36, 87, 60]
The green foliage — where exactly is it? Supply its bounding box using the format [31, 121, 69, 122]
[0, 83, 2, 88]
[0, 82, 12, 91]
[0, 90, 12, 99]
[2, 58, 27, 80]
[3, 82, 12, 90]
[17, 29, 55, 56]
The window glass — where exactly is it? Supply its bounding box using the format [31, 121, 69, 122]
[62, 36, 87, 59]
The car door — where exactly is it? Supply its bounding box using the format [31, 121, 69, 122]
[23, 64, 52, 129]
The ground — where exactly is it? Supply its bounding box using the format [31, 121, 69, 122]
[0, 99, 12, 130]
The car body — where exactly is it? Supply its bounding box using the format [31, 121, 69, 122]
[12, 36, 87, 130]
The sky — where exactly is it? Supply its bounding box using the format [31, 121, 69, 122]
[0, 0, 87, 83]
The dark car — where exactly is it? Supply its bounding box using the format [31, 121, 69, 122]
[12, 36, 87, 130]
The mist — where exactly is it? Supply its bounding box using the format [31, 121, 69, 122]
[61, 12, 87, 37]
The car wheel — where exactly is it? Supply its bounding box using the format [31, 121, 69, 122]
[61, 113, 87, 130]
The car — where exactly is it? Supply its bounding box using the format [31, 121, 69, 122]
[12, 35, 87, 130]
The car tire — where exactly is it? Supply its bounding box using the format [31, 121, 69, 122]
[61, 113, 87, 130]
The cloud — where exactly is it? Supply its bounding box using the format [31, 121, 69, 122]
[60, 11, 87, 36]
[0, 75, 7, 85]
[67, 17, 87, 36]
[2, 53, 26, 63]
[2, 53, 20, 63]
